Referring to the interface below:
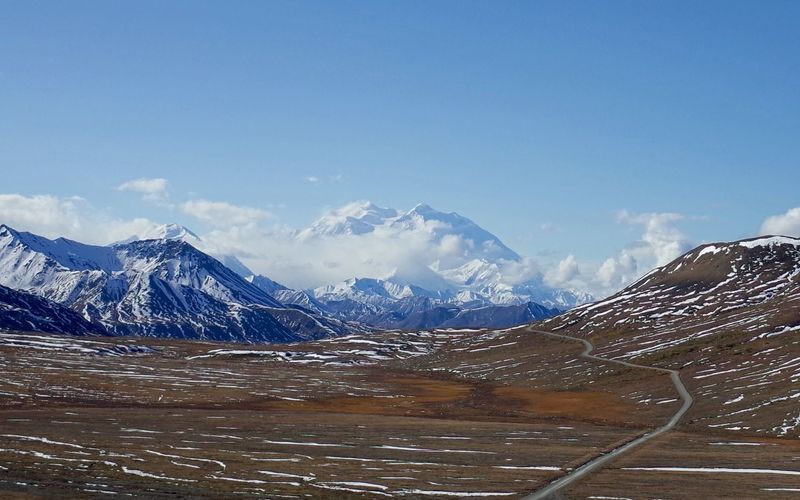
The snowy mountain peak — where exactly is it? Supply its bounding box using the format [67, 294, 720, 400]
[383, 263, 455, 293]
[737, 235, 800, 249]
[298, 201, 400, 238]
[299, 201, 520, 263]
[246, 274, 289, 295]
[115, 223, 201, 245]
[312, 276, 444, 303]
[409, 202, 436, 214]
[442, 259, 501, 286]
[0, 225, 122, 273]
[156, 223, 200, 241]
[342, 201, 396, 218]
[392, 205, 520, 262]
[287, 201, 591, 311]
[0, 224, 26, 244]
[0, 225, 23, 248]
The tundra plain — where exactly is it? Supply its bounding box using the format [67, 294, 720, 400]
[1, 327, 797, 499]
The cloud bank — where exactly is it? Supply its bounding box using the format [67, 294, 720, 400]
[0, 193, 161, 245]
[760, 207, 800, 237]
[117, 177, 170, 205]
[590, 211, 694, 294]
[198, 221, 489, 290]
[0, 183, 736, 299]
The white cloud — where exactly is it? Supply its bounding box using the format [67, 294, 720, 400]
[117, 177, 170, 205]
[118, 177, 167, 194]
[439, 234, 469, 260]
[0, 193, 162, 245]
[303, 174, 343, 184]
[545, 254, 580, 287]
[587, 210, 693, 297]
[0, 191, 709, 302]
[498, 257, 543, 286]
[759, 207, 800, 237]
[0, 194, 503, 290]
[180, 200, 273, 227]
[195, 203, 510, 289]
[594, 250, 638, 291]
[199, 224, 450, 289]
[617, 210, 691, 266]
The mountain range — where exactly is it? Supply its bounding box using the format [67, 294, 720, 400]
[251, 202, 591, 328]
[0, 224, 354, 342]
[0, 204, 798, 442]
[0, 203, 595, 337]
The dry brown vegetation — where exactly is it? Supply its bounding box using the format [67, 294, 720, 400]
[0, 324, 797, 499]
[0, 330, 652, 498]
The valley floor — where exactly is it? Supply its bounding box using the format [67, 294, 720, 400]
[0, 329, 797, 499]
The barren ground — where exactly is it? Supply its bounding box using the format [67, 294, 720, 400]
[0, 328, 797, 498]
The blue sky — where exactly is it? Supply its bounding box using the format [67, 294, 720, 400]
[1, 1, 799, 290]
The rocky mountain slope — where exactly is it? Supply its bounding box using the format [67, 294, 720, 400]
[0, 284, 107, 335]
[542, 235, 800, 438]
[0, 225, 354, 342]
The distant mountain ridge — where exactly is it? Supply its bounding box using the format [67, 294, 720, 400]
[0, 224, 354, 342]
[0, 201, 593, 336]
[117, 203, 592, 314]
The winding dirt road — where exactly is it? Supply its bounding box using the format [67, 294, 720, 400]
[523, 327, 693, 500]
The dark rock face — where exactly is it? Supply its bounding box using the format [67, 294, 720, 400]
[0, 284, 107, 335]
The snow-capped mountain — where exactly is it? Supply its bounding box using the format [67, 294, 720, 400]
[0, 284, 107, 336]
[313, 277, 450, 303]
[298, 275, 560, 329]
[297, 202, 400, 238]
[391, 203, 520, 262]
[295, 201, 592, 311]
[213, 261, 561, 330]
[298, 202, 519, 262]
[204, 255, 330, 320]
[115, 223, 202, 245]
[121, 226, 295, 298]
[90, 201, 591, 332]
[224, 201, 592, 329]
[438, 258, 592, 308]
[0, 225, 354, 342]
[544, 235, 800, 437]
